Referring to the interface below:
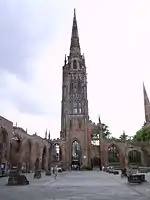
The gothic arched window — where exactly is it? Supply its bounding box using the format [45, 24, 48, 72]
[73, 60, 77, 69]
[72, 140, 81, 161]
[108, 144, 120, 163]
[128, 150, 141, 164]
[73, 102, 78, 114]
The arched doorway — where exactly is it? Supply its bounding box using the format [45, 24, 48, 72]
[108, 144, 120, 167]
[71, 140, 81, 170]
[91, 157, 101, 169]
[128, 150, 141, 166]
[53, 144, 61, 163]
[41, 146, 47, 170]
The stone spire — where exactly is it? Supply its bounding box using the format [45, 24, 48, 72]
[98, 115, 103, 139]
[45, 129, 47, 139]
[98, 116, 101, 124]
[48, 130, 50, 140]
[143, 82, 150, 123]
[64, 54, 67, 65]
[70, 9, 81, 56]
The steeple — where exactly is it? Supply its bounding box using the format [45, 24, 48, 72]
[70, 9, 81, 56]
[48, 130, 50, 140]
[98, 116, 101, 124]
[143, 82, 150, 123]
[45, 129, 47, 139]
[64, 54, 67, 65]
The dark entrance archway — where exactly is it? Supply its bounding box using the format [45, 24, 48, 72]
[91, 157, 101, 170]
[53, 143, 61, 163]
[71, 140, 81, 170]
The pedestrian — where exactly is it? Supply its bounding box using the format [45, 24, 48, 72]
[54, 165, 58, 180]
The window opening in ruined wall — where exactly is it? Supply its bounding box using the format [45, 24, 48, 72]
[128, 150, 141, 164]
[108, 144, 120, 163]
[72, 140, 80, 161]
[73, 60, 77, 69]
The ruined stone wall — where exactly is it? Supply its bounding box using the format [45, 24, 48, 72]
[0, 116, 13, 164]
[12, 127, 52, 171]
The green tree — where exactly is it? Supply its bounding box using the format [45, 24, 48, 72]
[91, 122, 111, 139]
[119, 131, 128, 142]
[101, 123, 111, 139]
[133, 125, 150, 142]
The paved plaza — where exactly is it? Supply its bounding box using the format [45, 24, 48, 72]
[0, 171, 150, 200]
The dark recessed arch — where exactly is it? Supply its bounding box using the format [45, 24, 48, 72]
[128, 150, 141, 165]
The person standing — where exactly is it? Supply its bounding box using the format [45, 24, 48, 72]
[54, 165, 58, 180]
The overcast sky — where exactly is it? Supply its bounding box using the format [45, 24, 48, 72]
[0, 0, 150, 138]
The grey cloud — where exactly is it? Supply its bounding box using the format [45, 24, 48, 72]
[10, 92, 48, 115]
[0, 0, 78, 115]
[0, 1, 58, 80]
[0, 71, 48, 115]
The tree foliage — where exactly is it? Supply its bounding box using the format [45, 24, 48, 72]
[101, 123, 112, 139]
[133, 125, 150, 142]
[119, 131, 129, 142]
[91, 121, 111, 139]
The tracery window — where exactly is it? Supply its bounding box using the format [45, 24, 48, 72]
[72, 140, 81, 161]
[73, 102, 78, 114]
[108, 144, 120, 163]
[128, 150, 141, 164]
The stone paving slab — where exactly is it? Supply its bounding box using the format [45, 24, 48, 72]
[0, 171, 150, 200]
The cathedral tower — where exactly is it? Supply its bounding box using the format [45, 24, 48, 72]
[60, 9, 89, 168]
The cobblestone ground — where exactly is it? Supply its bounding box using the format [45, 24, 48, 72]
[0, 171, 150, 200]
